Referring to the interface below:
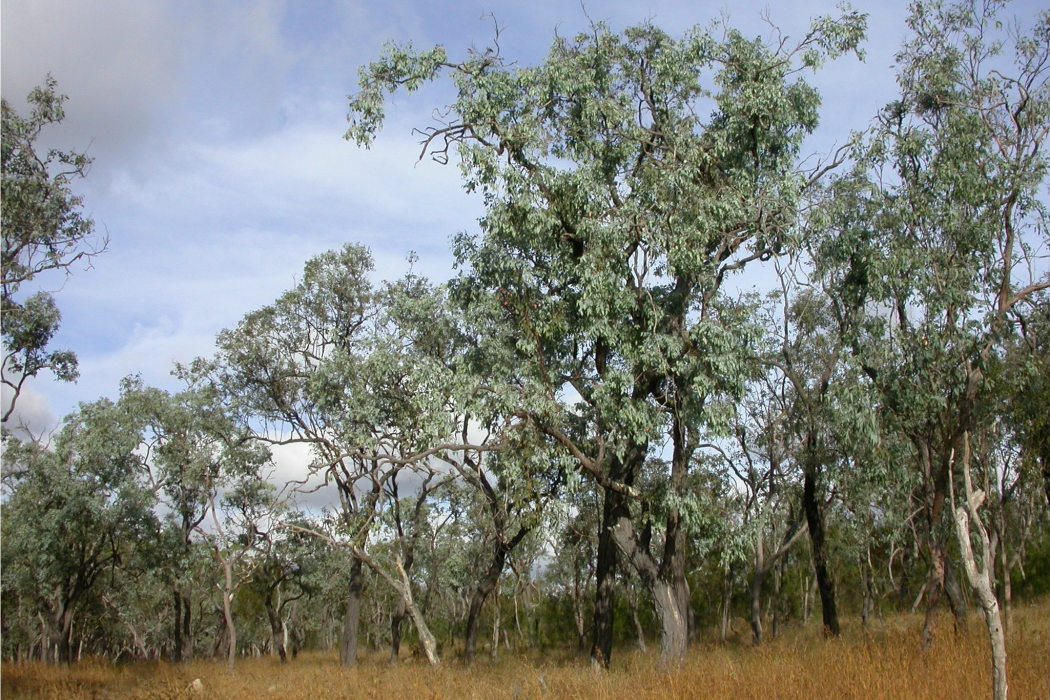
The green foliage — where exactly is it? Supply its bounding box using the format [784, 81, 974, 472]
[1, 77, 103, 423]
[1, 399, 159, 658]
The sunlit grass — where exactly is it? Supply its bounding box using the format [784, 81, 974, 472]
[3, 600, 1047, 699]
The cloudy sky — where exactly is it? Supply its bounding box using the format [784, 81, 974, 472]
[2, 0, 1042, 439]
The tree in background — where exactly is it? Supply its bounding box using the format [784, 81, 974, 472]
[818, 3, 1049, 697]
[0, 399, 157, 663]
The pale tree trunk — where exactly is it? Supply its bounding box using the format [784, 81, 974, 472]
[219, 558, 237, 672]
[390, 598, 407, 663]
[572, 564, 588, 654]
[353, 546, 440, 666]
[629, 585, 647, 651]
[771, 557, 785, 640]
[998, 528, 1012, 633]
[652, 578, 689, 659]
[405, 591, 439, 665]
[608, 436, 690, 664]
[265, 599, 287, 663]
[950, 437, 1008, 700]
[610, 514, 690, 663]
[750, 565, 766, 646]
[861, 547, 876, 627]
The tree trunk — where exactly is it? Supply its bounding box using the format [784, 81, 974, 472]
[181, 591, 193, 660]
[173, 589, 183, 663]
[999, 534, 1012, 632]
[340, 558, 364, 667]
[772, 556, 785, 640]
[803, 451, 840, 637]
[652, 578, 689, 660]
[591, 483, 626, 668]
[390, 598, 407, 663]
[952, 436, 1008, 700]
[265, 599, 287, 663]
[490, 578, 501, 661]
[48, 603, 75, 664]
[720, 566, 733, 642]
[862, 549, 876, 627]
[220, 567, 237, 672]
[629, 588, 647, 651]
[573, 564, 588, 654]
[610, 513, 690, 662]
[1042, 457, 1050, 511]
[750, 567, 765, 646]
[404, 595, 440, 665]
[464, 536, 519, 662]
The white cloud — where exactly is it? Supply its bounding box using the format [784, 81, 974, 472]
[0, 382, 61, 439]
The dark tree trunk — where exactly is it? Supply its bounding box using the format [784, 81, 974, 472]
[803, 453, 840, 637]
[265, 599, 287, 663]
[943, 557, 969, 630]
[181, 591, 192, 660]
[592, 481, 628, 668]
[1042, 457, 1050, 510]
[340, 558, 364, 667]
[172, 588, 193, 662]
[464, 549, 507, 662]
[173, 589, 183, 663]
[50, 607, 74, 664]
[464, 528, 529, 663]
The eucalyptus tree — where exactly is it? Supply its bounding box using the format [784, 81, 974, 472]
[721, 375, 808, 645]
[247, 513, 322, 662]
[204, 472, 280, 671]
[201, 245, 489, 666]
[0, 398, 157, 663]
[1004, 300, 1050, 509]
[118, 376, 262, 662]
[197, 244, 380, 666]
[759, 255, 885, 638]
[348, 10, 865, 664]
[1, 78, 104, 425]
[446, 430, 560, 662]
[818, 2, 1048, 696]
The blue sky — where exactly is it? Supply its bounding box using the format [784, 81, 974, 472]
[1, 0, 1041, 439]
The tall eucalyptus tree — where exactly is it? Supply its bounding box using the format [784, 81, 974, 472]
[819, 3, 1049, 696]
[347, 10, 865, 663]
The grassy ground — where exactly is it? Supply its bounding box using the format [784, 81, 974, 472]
[3, 602, 1048, 699]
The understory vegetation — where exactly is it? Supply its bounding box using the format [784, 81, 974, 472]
[3, 603, 1048, 699]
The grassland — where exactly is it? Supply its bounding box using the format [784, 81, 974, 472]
[3, 602, 1048, 699]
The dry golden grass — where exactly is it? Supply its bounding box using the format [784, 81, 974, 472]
[4, 601, 1048, 700]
